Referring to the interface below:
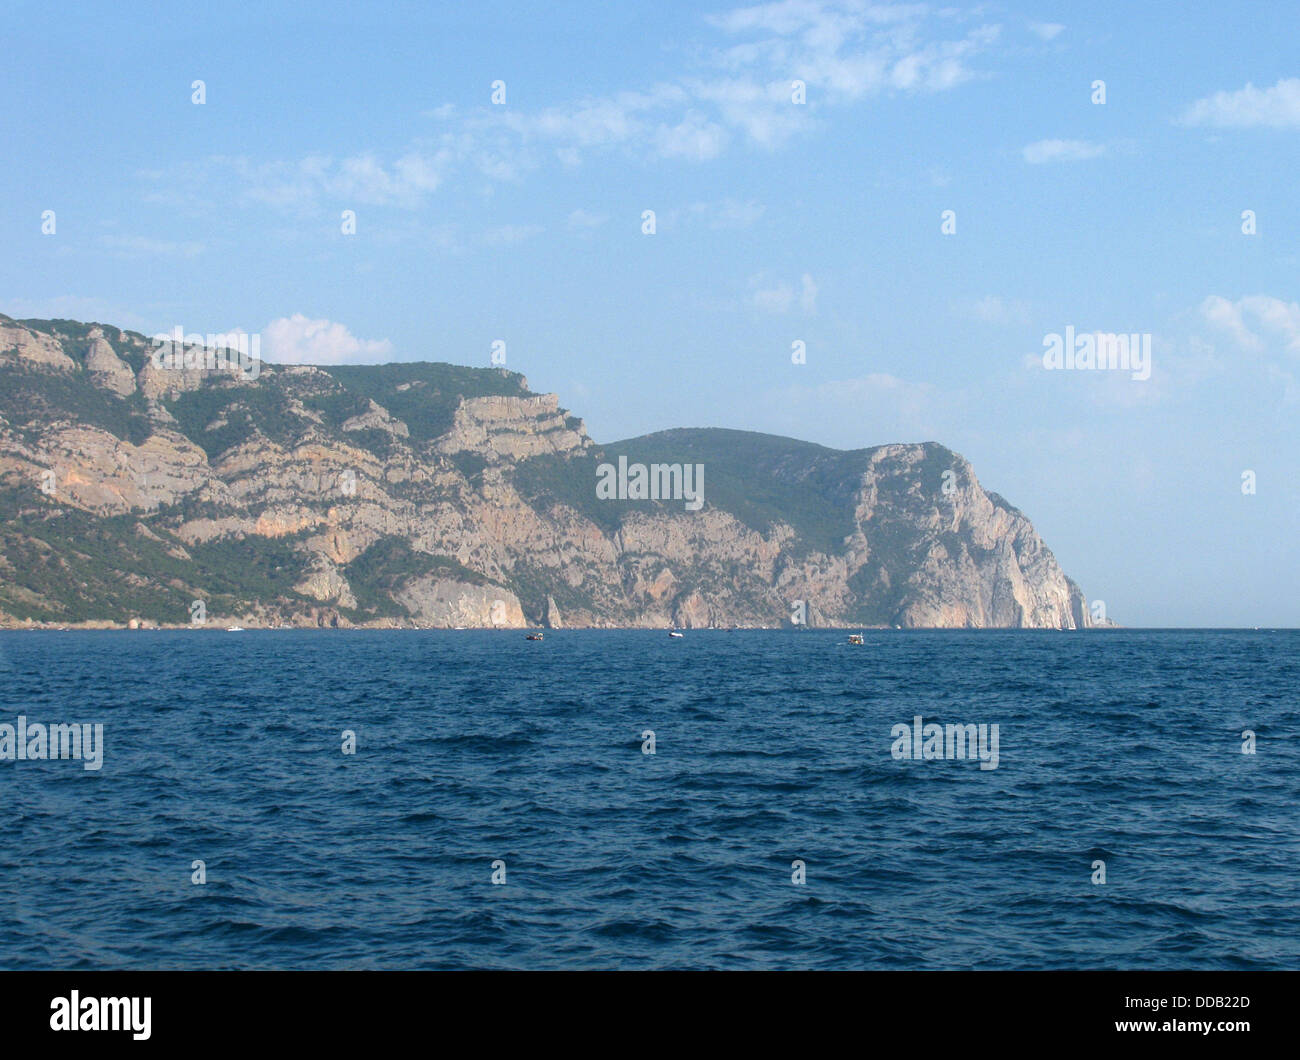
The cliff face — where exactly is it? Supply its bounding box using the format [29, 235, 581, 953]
[0, 314, 1094, 629]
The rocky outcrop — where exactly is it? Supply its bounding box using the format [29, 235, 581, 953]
[84, 328, 137, 396]
[294, 556, 358, 610]
[0, 313, 1101, 629]
[436, 393, 591, 462]
[393, 578, 525, 628]
[343, 399, 409, 437]
[1, 319, 77, 371]
[837, 445, 1088, 629]
[545, 594, 563, 629]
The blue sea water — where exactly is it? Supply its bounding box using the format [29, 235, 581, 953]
[0, 628, 1296, 970]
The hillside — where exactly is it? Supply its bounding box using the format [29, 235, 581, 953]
[0, 313, 1093, 629]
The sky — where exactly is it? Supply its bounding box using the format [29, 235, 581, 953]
[2, 0, 1298, 627]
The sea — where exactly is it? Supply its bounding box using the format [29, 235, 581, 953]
[0, 628, 1296, 970]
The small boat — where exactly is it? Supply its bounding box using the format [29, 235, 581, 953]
[847, 633, 864, 645]
[668, 630, 684, 638]
[226, 626, 245, 632]
[525, 631, 544, 641]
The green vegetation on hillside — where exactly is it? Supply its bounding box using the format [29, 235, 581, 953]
[163, 379, 305, 459]
[327, 363, 529, 444]
[515, 427, 869, 554]
[0, 364, 152, 445]
[1, 315, 1063, 628]
[0, 487, 314, 622]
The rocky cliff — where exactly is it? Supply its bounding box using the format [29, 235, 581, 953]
[0, 314, 1095, 629]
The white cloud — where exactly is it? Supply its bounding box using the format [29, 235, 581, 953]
[1200, 295, 1261, 350]
[191, 3, 1005, 210]
[219, 149, 451, 210]
[1201, 294, 1300, 353]
[333, 153, 444, 202]
[567, 208, 609, 229]
[101, 235, 205, 258]
[498, 85, 689, 164]
[705, 1, 998, 101]
[410, 5, 1000, 170]
[751, 271, 818, 313]
[753, 280, 795, 313]
[1022, 138, 1107, 164]
[1028, 22, 1064, 41]
[709, 197, 767, 229]
[262, 315, 394, 365]
[480, 223, 544, 246]
[511, 87, 685, 147]
[654, 111, 730, 160]
[799, 272, 818, 313]
[687, 76, 810, 149]
[665, 198, 766, 232]
[1181, 78, 1300, 129]
[958, 295, 1030, 325]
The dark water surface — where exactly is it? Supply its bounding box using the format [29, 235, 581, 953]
[0, 629, 1296, 969]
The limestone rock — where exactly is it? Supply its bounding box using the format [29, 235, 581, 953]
[84, 327, 137, 396]
[0, 315, 1102, 630]
[393, 578, 526, 628]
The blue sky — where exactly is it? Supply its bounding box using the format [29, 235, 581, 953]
[3, 0, 1299, 626]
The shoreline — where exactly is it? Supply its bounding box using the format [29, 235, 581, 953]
[0, 622, 1153, 632]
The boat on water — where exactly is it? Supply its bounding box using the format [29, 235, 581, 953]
[226, 626, 245, 632]
[668, 630, 684, 638]
[525, 631, 544, 641]
[847, 632, 864, 645]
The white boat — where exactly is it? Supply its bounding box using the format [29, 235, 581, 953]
[668, 630, 684, 638]
[226, 625, 245, 632]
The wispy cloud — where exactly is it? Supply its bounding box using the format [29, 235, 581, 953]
[1022, 138, 1107, 164]
[701, 198, 767, 229]
[210, 152, 448, 211]
[956, 295, 1031, 325]
[101, 234, 205, 258]
[182, 2, 1003, 213]
[480, 223, 544, 247]
[660, 198, 767, 232]
[1181, 78, 1300, 129]
[751, 272, 818, 314]
[567, 208, 609, 229]
[653, 111, 730, 160]
[706, 2, 999, 101]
